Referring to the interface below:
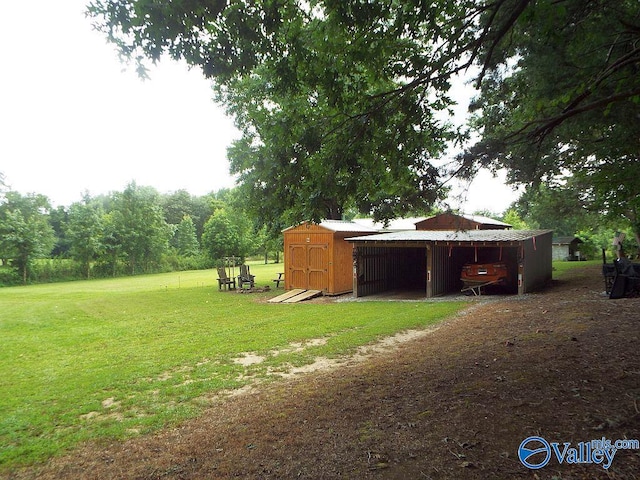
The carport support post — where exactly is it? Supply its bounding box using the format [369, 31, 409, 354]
[426, 245, 433, 298]
[352, 247, 359, 297]
[518, 247, 524, 295]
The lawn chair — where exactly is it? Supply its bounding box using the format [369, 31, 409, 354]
[237, 265, 255, 289]
[217, 267, 236, 290]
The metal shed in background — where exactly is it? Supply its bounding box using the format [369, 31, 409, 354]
[552, 236, 584, 261]
[347, 230, 553, 298]
[415, 213, 512, 231]
[352, 217, 427, 232]
[283, 220, 377, 295]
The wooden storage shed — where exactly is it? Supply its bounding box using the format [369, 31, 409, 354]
[283, 220, 378, 295]
[415, 213, 512, 231]
[347, 229, 553, 298]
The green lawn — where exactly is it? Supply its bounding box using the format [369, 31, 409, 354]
[0, 263, 467, 470]
[552, 259, 601, 279]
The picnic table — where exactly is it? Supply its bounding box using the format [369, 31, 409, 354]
[272, 272, 284, 288]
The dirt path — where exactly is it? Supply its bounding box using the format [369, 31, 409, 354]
[10, 265, 640, 479]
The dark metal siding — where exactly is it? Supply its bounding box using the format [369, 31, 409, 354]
[354, 246, 427, 296]
[430, 246, 449, 296]
[351, 232, 549, 298]
[355, 246, 392, 297]
[522, 231, 553, 293]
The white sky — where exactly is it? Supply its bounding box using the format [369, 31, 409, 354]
[0, 1, 519, 214]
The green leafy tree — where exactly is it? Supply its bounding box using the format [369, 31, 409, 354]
[464, 1, 640, 245]
[462, 1, 639, 170]
[161, 190, 220, 242]
[574, 158, 640, 255]
[0, 192, 55, 283]
[576, 224, 635, 262]
[213, 187, 282, 261]
[514, 182, 591, 237]
[161, 190, 197, 226]
[501, 208, 530, 231]
[67, 196, 104, 279]
[218, 13, 453, 225]
[86, 0, 477, 225]
[99, 211, 122, 277]
[252, 225, 283, 264]
[49, 206, 70, 257]
[88, 1, 640, 228]
[201, 208, 251, 262]
[173, 215, 200, 257]
[190, 194, 218, 241]
[110, 183, 171, 274]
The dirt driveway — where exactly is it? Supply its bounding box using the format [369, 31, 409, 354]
[12, 265, 640, 479]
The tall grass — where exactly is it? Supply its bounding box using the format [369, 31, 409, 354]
[0, 264, 466, 470]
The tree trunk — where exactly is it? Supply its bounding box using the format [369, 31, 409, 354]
[325, 200, 344, 220]
[112, 252, 117, 278]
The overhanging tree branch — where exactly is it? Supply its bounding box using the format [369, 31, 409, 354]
[510, 87, 640, 142]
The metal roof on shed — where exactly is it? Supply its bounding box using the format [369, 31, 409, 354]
[458, 214, 512, 228]
[347, 229, 552, 243]
[283, 220, 378, 233]
[553, 236, 583, 245]
[318, 220, 378, 232]
[352, 217, 427, 231]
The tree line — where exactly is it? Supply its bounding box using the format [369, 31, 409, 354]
[0, 181, 282, 285]
[1, 171, 636, 287]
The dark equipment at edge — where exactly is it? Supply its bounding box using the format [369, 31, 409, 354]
[602, 232, 640, 299]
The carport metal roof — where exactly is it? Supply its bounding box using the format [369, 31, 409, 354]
[347, 229, 553, 246]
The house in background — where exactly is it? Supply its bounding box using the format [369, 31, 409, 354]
[552, 236, 584, 261]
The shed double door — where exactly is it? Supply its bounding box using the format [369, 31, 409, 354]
[288, 243, 329, 291]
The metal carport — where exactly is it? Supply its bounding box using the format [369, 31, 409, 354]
[346, 230, 553, 298]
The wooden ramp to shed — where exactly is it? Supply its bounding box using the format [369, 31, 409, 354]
[268, 289, 322, 304]
[268, 289, 306, 303]
[283, 289, 322, 303]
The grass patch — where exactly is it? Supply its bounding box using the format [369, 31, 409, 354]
[0, 264, 466, 471]
[552, 260, 601, 279]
